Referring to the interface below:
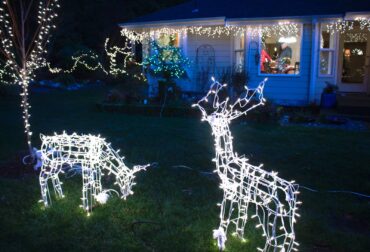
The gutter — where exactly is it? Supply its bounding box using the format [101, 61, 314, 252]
[119, 16, 226, 28]
[119, 14, 348, 29]
[226, 14, 344, 25]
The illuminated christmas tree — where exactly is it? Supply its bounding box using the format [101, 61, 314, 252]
[143, 35, 190, 82]
[143, 35, 190, 107]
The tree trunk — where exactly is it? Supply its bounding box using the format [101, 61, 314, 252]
[20, 75, 33, 158]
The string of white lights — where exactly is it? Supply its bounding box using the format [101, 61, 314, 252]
[121, 23, 300, 43]
[0, 0, 60, 155]
[38, 132, 149, 215]
[326, 17, 370, 34]
[193, 78, 300, 251]
[47, 38, 146, 81]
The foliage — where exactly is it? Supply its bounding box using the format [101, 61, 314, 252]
[323, 82, 338, 94]
[143, 38, 190, 82]
[215, 67, 232, 84]
[231, 70, 249, 95]
[157, 80, 182, 102]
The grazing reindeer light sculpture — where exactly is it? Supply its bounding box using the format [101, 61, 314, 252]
[193, 78, 300, 251]
[38, 132, 149, 215]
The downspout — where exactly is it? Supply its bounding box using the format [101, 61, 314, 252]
[309, 17, 319, 104]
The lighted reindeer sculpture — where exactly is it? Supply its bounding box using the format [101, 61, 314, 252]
[38, 132, 149, 214]
[193, 78, 300, 252]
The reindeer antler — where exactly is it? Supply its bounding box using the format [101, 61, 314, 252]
[193, 77, 268, 121]
[229, 78, 267, 120]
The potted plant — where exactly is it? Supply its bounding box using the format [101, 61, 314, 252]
[321, 82, 338, 108]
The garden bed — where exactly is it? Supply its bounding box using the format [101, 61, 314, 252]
[96, 103, 199, 117]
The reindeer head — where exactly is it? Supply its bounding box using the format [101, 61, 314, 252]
[116, 163, 149, 199]
[192, 77, 267, 128]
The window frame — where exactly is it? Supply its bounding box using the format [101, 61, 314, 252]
[318, 23, 337, 77]
[258, 23, 303, 77]
[233, 31, 246, 72]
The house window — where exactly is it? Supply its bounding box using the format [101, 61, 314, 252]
[319, 24, 336, 76]
[234, 32, 245, 72]
[260, 25, 302, 75]
[157, 33, 179, 47]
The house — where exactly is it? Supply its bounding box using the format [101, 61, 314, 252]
[119, 0, 370, 106]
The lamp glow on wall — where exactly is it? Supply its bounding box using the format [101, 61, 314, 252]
[278, 36, 297, 44]
[38, 132, 149, 215]
[193, 78, 301, 251]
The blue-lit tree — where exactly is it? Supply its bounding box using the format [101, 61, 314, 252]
[143, 36, 190, 105]
[143, 36, 190, 82]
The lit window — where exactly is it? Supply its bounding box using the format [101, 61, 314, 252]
[234, 33, 245, 72]
[157, 33, 179, 47]
[340, 22, 368, 83]
[260, 26, 302, 75]
[319, 24, 336, 76]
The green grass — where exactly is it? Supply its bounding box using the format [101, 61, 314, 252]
[0, 87, 369, 251]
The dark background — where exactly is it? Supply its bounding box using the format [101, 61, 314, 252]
[49, 0, 184, 67]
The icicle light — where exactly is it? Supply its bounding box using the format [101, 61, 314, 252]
[326, 17, 370, 34]
[121, 23, 300, 43]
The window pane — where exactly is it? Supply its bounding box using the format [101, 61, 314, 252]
[341, 22, 368, 83]
[260, 26, 301, 75]
[319, 51, 333, 75]
[234, 32, 245, 50]
[157, 33, 179, 47]
[234, 33, 245, 71]
[320, 24, 335, 49]
[235, 51, 244, 71]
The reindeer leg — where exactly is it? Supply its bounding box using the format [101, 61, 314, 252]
[92, 164, 102, 198]
[235, 199, 249, 239]
[81, 164, 93, 214]
[253, 204, 271, 252]
[39, 166, 51, 207]
[50, 164, 64, 199]
[214, 192, 236, 251]
[220, 193, 235, 233]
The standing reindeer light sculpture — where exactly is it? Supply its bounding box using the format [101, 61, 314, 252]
[193, 78, 301, 252]
[38, 132, 149, 215]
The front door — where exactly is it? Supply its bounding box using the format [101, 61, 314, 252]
[338, 22, 370, 93]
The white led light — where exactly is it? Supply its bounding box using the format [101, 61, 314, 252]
[193, 79, 300, 251]
[0, 0, 61, 155]
[121, 23, 300, 43]
[326, 17, 370, 34]
[47, 39, 146, 81]
[38, 132, 149, 214]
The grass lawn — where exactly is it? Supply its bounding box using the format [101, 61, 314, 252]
[0, 86, 369, 251]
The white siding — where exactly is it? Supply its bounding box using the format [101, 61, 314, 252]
[177, 32, 233, 92]
[147, 23, 316, 106]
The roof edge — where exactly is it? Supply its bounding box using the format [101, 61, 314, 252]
[119, 16, 226, 28]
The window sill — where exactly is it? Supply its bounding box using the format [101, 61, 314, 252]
[258, 73, 301, 77]
[318, 74, 335, 78]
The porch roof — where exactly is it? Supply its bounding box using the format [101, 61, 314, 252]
[119, 0, 370, 27]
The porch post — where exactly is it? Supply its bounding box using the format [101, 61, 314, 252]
[309, 17, 319, 103]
